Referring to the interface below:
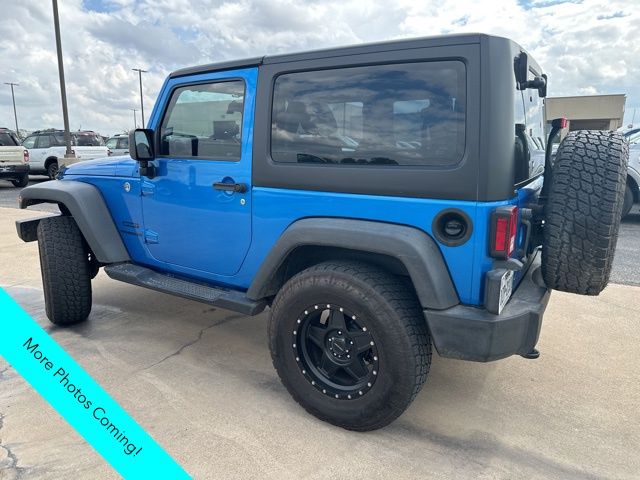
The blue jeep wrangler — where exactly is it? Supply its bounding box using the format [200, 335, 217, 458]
[16, 34, 628, 431]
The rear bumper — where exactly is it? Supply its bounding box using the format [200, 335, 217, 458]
[424, 251, 550, 362]
[0, 163, 28, 178]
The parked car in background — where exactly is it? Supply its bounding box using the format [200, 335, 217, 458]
[106, 133, 129, 156]
[0, 127, 29, 187]
[623, 128, 640, 218]
[22, 129, 109, 179]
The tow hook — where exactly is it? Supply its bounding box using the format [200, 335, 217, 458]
[521, 349, 540, 360]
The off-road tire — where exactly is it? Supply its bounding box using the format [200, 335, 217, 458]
[11, 173, 28, 188]
[269, 261, 431, 431]
[542, 130, 628, 295]
[47, 161, 59, 180]
[37, 216, 92, 325]
[622, 182, 634, 219]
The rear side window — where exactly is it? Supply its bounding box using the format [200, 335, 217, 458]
[52, 133, 66, 146]
[159, 80, 245, 161]
[271, 61, 466, 167]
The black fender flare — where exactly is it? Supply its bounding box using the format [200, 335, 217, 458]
[16, 180, 130, 263]
[246, 218, 459, 310]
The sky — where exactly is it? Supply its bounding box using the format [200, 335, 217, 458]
[1, 0, 639, 136]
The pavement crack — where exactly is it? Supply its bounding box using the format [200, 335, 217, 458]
[0, 412, 27, 480]
[142, 322, 218, 371]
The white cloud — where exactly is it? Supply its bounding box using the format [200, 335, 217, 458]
[1, 0, 639, 136]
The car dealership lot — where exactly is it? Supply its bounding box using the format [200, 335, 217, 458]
[1, 206, 639, 479]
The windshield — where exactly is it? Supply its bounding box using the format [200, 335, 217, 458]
[0, 132, 18, 146]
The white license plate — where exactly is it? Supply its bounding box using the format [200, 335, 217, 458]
[498, 270, 514, 314]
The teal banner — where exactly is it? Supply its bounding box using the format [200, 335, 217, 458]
[0, 288, 190, 479]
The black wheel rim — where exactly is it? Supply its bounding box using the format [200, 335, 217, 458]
[293, 303, 379, 400]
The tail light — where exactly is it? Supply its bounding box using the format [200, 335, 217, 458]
[23, 149, 29, 163]
[490, 206, 518, 259]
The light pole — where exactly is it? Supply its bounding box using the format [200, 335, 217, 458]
[132, 68, 147, 128]
[4, 82, 19, 136]
[132, 109, 138, 129]
[52, 0, 74, 159]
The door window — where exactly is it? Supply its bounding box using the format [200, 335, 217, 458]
[117, 138, 129, 150]
[159, 80, 245, 161]
[35, 135, 51, 149]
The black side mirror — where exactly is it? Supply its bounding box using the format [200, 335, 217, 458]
[129, 129, 154, 161]
[515, 52, 547, 97]
[129, 129, 155, 177]
[514, 51, 529, 90]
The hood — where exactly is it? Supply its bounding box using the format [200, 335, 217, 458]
[62, 156, 138, 177]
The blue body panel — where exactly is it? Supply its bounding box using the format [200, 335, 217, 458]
[61, 66, 543, 308]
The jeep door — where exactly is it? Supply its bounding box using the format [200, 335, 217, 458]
[140, 68, 257, 277]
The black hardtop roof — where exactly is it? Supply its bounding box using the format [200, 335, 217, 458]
[169, 33, 518, 79]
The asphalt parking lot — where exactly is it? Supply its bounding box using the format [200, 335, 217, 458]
[1, 183, 639, 479]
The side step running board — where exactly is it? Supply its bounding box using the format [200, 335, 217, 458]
[104, 263, 267, 316]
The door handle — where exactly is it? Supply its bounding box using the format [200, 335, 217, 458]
[213, 182, 247, 193]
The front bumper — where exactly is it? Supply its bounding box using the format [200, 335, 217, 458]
[424, 251, 550, 362]
[0, 163, 28, 179]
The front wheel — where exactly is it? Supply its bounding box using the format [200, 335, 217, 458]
[37, 216, 92, 325]
[269, 261, 431, 431]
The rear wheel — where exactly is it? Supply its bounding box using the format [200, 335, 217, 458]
[47, 161, 59, 180]
[542, 130, 628, 295]
[11, 173, 28, 188]
[269, 261, 431, 431]
[622, 182, 634, 219]
[37, 216, 92, 325]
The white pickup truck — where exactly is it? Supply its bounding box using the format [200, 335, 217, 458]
[22, 130, 109, 179]
[0, 127, 29, 187]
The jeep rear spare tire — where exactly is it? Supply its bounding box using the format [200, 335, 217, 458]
[37, 216, 92, 325]
[542, 130, 628, 295]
